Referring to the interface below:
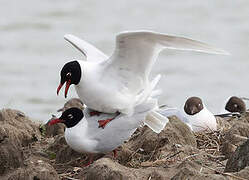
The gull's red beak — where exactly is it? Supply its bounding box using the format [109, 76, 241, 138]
[65, 80, 71, 98]
[57, 82, 64, 95]
[57, 80, 71, 98]
[48, 118, 64, 126]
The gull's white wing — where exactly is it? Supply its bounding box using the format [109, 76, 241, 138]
[104, 31, 229, 90]
[64, 34, 108, 62]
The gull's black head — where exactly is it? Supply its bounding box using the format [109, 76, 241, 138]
[48, 107, 84, 128]
[57, 61, 81, 98]
[225, 96, 246, 113]
[184, 97, 204, 115]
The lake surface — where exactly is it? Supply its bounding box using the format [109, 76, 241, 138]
[0, 0, 249, 122]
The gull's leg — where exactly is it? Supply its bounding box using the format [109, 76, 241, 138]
[89, 109, 101, 116]
[98, 112, 120, 129]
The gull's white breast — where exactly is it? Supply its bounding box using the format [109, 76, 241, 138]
[183, 107, 217, 132]
[75, 60, 136, 113]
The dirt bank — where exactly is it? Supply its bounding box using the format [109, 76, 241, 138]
[1, 108, 249, 180]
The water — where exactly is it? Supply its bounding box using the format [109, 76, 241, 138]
[1, 0, 249, 122]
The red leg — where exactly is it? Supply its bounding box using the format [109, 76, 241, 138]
[98, 112, 120, 129]
[112, 149, 117, 158]
[98, 118, 114, 129]
[90, 110, 101, 116]
[82, 154, 93, 167]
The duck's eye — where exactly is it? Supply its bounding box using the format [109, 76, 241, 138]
[68, 114, 73, 119]
[234, 104, 238, 108]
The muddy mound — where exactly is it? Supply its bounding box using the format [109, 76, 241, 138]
[225, 139, 249, 172]
[0, 109, 41, 147]
[3, 155, 59, 180]
[172, 167, 227, 180]
[77, 158, 173, 180]
[1, 107, 249, 179]
[48, 135, 83, 164]
[0, 108, 59, 179]
[0, 141, 24, 175]
[117, 116, 196, 167]
[0, 109, 41, 175]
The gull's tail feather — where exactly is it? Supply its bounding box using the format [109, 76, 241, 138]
[151, 89, 162, 98]
[144, 110, 169, 134]
[136, 74, 167, 133]
[135, 74, 161, 106]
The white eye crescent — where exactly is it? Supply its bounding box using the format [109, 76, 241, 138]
[234, 104, 238, 108]
[68, 114, 73, 119]
[198, 104, 201, 107]
[66, 72, 72, 77]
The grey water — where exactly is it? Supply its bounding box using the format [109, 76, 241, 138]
[0, 0, 249, 122]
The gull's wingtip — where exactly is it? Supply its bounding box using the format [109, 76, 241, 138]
[116, 30, 157, 37]
[215, 49, 231, 56]
[64, 34, 75, 40]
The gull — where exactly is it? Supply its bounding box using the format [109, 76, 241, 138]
[48, 98, 164, 165]
[217, 96, 246, 118]
[57, 30, 229, 130]
[159, 97, 217, 132]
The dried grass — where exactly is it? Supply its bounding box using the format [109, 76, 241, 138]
[194, 129, 225, 156]
[132, 128, 228, 168]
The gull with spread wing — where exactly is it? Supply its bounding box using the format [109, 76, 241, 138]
[57, 30, 229, 131]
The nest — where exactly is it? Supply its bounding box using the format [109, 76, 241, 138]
[194, 129, 225, 156]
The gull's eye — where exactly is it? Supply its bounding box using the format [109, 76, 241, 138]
[68, 114, 73, 119]
[66, 72, 72, 77]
